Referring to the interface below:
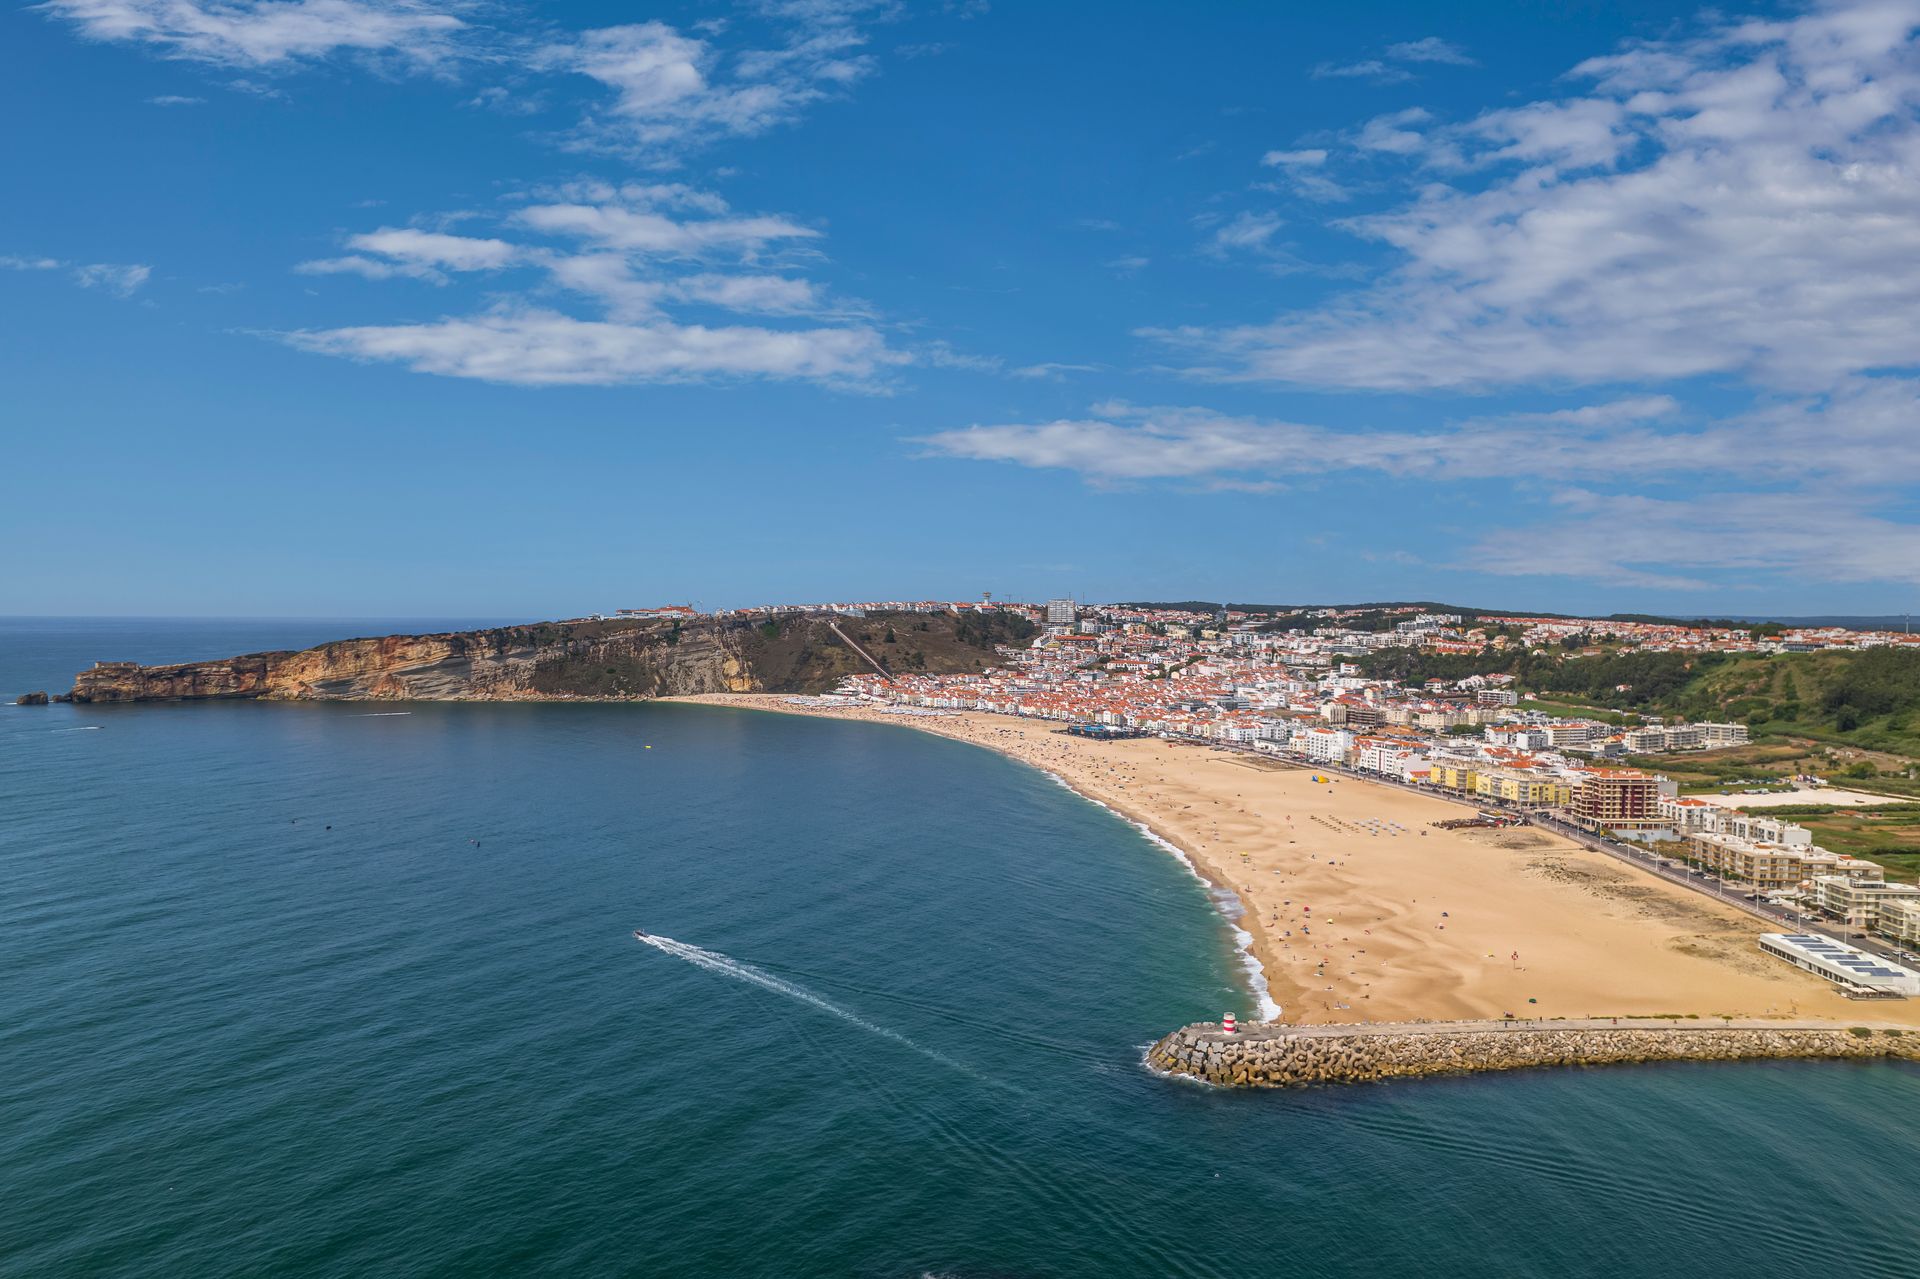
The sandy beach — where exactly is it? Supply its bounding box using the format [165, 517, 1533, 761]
[673, 694, 1920, 1028]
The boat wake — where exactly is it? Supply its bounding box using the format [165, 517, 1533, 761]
[635, 932, 983, 1079]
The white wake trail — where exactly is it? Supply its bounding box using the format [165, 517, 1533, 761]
[635, 932, 978, 1077]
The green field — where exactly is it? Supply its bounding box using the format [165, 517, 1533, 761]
[1739, 803, 1920, 882]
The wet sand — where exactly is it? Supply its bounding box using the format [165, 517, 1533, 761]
[670, 695, 1920, 1027]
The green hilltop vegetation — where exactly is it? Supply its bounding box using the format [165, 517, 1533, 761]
[1116, 599, 1899, 631]
[1361, 644, 1920, 772]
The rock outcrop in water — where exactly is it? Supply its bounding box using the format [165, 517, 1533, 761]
[68, 612, 1036, 704]
[16, 691, 50, 705]
[1147, 1019, 1920, 1088]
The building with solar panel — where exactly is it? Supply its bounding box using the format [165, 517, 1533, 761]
[1758, 934, 1920, 997]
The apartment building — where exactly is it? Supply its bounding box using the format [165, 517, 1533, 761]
[1296, 726, 1355, 765]
[1474, 768, 1573, 808]
[1427, 760, 1480, 794]
[1544, 721, 1597, 749]
[1570, 768, 1664, 832]
[1878, 898, 1920, 949]
[1698, 722, 1752, 748]
[1809, 876, 1920, 935]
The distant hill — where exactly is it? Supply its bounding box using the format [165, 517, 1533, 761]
[1115, 601, 1915, 633]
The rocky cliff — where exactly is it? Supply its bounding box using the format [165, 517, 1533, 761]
[68, 612, 1034, 704]
[1147, 1018, 1919, 1088]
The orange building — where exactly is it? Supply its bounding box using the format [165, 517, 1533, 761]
[1570, 768, 1663, 832]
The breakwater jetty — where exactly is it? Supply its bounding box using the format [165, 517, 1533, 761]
[1147, 1017, 1920, 1088]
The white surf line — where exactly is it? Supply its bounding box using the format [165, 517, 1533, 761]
[356, 712, 413, 717]
[635, 932, 998, 1083]
[1043, 771, 1282, 1022]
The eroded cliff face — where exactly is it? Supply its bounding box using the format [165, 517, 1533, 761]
[70, 620, 754, 703]
[68, 612, 1021, 703]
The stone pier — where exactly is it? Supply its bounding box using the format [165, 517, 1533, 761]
[1146, 1017, 1919, 1088]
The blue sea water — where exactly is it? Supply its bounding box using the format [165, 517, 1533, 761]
[3, 618, 1918, 1278]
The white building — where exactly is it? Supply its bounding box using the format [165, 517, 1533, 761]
[1810, 876, 1920, 935]
[1297, 727, 1354, 765]
[1698, 722, 1752, 748]
[1757, 933, 1920, 996]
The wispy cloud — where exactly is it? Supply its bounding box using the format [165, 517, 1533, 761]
[535, 7, 879, 159]
[73, 262, 152, 296]
[1313, 59, 1409, 84]
[916, 382, 1920, 589]
[41, 0, 466, 68]
[1158, 5, 1920, 392]
[8, 254, 152, 296]
[285, 308, 900, 387]
[1258, 146, 1348, 201]
[1385, 37, 1475, 66]
[1009, 362, 1100, 380]
[1313, 35, 1475, 83]
[286, 183, 892, 386]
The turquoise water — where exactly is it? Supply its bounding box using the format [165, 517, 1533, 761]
[4, 620, 1919, 1278]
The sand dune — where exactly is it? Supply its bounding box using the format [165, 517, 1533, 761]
[673, 695, 1920, 1027]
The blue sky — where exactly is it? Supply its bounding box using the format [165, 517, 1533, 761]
[6, 0, 1920, 617]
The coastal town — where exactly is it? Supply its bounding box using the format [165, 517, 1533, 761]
[638, 597, 1920, 993]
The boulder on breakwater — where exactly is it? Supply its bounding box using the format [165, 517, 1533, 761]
[1146, 1019, 1919, 1088]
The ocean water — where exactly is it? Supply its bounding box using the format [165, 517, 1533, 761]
[3, 618, 1918, 1278]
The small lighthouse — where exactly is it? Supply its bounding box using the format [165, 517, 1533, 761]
[1222, 1012, 1237, 1034]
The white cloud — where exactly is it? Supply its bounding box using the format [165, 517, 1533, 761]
[1258, 146, 1349, 201]
[1354, 106, 1431, 155]
[513, 200, 816, 256]
[7, 254, 153, 297]
[146, 93, 206, 105]
[1009, 362, 1100, 380]
[1386, 37, 1475, 66]
[669, 272, 824, 314]
[284, 308, 899, 386]
[41, 0, 464, 67]
[294, 253, 444, 282]
[917, 379, 1920, 587]
[918, 341, 1002, 373]
[917, 386, 1920, 489]
[1313, 36, 1475, 83]
[295, 227, 522, 283]
[1204, 211, 1284, 257]
[346, 227, 520, 270]
[1469, 491, 1920, 590]
[537, 11, 876, 156]
[72, 262, 151, 295]
[285, 182, 888, 385]
[1162, 2, 1920, 391]
[1313, 59, 1410, 84]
